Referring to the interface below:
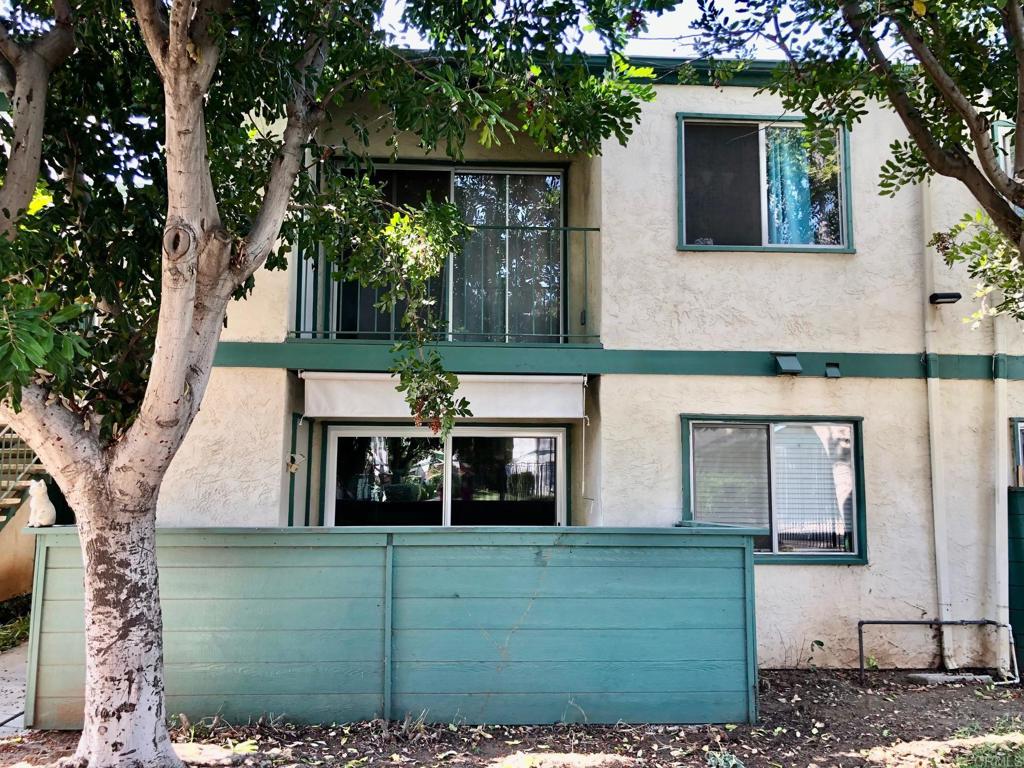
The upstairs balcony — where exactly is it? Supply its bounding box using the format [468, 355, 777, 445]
[291, 168, 600, 347]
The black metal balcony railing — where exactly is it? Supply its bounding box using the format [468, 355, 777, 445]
[293, 225, 599, 345]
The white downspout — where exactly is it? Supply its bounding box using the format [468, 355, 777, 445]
[993, 315, 1012, 675]
[921, 179, 958, 669]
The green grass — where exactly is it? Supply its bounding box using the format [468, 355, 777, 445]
[955, 743, 1024, 767]
[0, 613, 29, 653]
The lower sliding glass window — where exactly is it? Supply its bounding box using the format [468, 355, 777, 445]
[325, 426, 565, 526]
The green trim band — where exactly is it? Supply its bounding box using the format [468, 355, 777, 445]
[584, 55, 782, 88]
[214, 341, 1024, 380]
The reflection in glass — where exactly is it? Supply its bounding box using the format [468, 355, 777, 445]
[450, 436, 557, 525]
[765, 127, 842, 246]
[773, 423, 855, 552]
[692, 424, 772, 551]
[334, 436, 443, 525]
[454, 173, 562, 343]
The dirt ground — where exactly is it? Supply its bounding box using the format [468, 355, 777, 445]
[2, 671, 1023, 767]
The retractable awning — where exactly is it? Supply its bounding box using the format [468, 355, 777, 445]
[299, 372, 586, 419]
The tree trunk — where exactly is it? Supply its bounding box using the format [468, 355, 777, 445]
[69, 495, 183, 768]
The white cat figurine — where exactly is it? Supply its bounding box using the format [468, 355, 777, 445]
[26, 479, 56, 527]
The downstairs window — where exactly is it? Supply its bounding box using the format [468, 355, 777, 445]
[324, 426, 566, 526]
[681, 415, 866, 562]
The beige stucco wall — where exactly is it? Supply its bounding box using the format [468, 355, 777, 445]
[158, 367, 292, 526]
[161, 83, 1018, 671]
[594, 373, 1002, 668]
[599, 85, 978, 355]
[0, 499, 35, 600]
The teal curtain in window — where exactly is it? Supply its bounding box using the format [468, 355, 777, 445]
[766, 127, 813, 245]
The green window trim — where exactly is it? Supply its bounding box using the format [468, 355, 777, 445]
[679, 413, 868, 565]
[676, 113, 855, 254]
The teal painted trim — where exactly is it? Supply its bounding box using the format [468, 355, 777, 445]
[383, 533, 394, 720]
[743, 538, 758, 723]
[676, 113, 686, 252]
[304, 423, 315, 526]
[585, 55, 782, 87]
[996, 353, 1010, 380]
[216, 341, 1024, 382]
[27, 524, 768, 542]
[214, 341, 1024, 380]
[676, 113, 854, 253]
[679, 413, 868, 565]
[678, 111, 805, 123]
[287, 413, 302, 527]
[677, 244, 856, 254]
[1012, 418, 1024, 474]
[841, 127, 855, 252]
[318, 421, 328, 527]
[754, 553, 866, 565]
[23, 534, 47, 727]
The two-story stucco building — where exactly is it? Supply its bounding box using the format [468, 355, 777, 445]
[131, 58, 1024, 678]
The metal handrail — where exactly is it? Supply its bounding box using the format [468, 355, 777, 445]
[0, 425, 40, 510]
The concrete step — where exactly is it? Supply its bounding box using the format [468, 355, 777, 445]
[0, 497, 22, 509]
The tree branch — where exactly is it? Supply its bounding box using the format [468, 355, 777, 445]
[1004, 0, 1024, 178]
[34, 0, 75, 70]
[0, 2, 77, 239]
[0, 59, 14, 99]
[167, 0, 198, 72]
[841, 1, 1022, 244]
[893, 15, 1023, 205]
[131, 0, 170, 77]
[0, 21, 23, 67]
[235, 28, 333, 279]
[0, 386, 104, 496]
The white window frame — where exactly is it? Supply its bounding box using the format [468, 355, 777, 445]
[680, 118, 850, 250]
[687, 419, 860, 557]
[323, 424, 567, 526]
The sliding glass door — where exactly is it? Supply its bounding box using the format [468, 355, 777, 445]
[452, 172, 563, 342]
[324, 426, 566, 526]
[328, 167, 564, 343]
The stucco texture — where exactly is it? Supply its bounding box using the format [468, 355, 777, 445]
[599, 85, 972, 355]
[157, 367, 292, 527]
[593, 373, 1002, 669]
[0, 499, 35, 600]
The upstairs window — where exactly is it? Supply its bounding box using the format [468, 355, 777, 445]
[678, 116, 850, 251]
[325, 167, 565, 343]
[681, 415, 865, 562]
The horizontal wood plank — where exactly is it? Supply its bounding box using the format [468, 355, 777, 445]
[392, 566, 743, 599]
[391, 692, 749, 725]
[391, 628, 745, 662]
[392, 660, 747, 694]
[392, 597, 745, 630]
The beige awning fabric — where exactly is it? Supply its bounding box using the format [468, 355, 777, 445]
[300, 372, 586, 419]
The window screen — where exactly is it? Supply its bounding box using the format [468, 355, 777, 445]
[684, 123, 762, 246]
[773, 423, 854, 552]
[689, 420, 858, 556]
[692, 425, 771, 530]
[681, 119, 846, 248]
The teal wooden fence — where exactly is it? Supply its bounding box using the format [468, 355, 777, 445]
[1010, 490, 1024, 671]
[25, 526, 759, 728]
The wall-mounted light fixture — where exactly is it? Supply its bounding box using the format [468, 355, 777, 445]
[773, 353, 802, 376]
[825, 362, 841, 379]
[929, 292, 962, 305]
